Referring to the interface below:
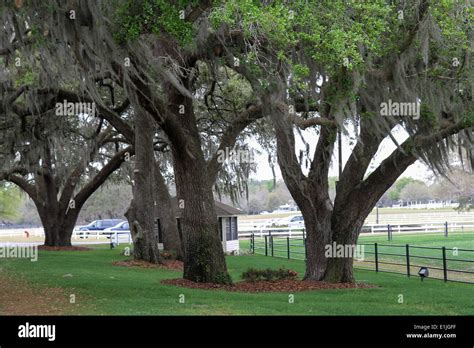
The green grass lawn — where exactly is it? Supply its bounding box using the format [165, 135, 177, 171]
[1, 243, 474, 315]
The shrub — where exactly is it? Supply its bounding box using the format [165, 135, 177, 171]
[241, 267, 298, 282]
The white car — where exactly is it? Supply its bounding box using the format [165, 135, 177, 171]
[103, 221, 130, 239]
[286, 215, 305, 229]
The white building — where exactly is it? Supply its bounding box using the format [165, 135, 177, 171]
[155, 198, 243, 254]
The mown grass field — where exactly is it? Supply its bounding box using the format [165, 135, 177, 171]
[240, 207, 474, 219]
[1, 241, 473, 315]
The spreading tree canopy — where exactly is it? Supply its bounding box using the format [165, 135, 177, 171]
[1, 0, 472, 283]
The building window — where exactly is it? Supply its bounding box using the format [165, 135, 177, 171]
[231, 217, 238, 240]
[225, 217, 238, 241]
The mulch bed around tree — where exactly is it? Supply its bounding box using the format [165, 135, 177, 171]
[112, 259, 184, 271]
[161, 278, 376, 293]
[38, 245, 92, 251]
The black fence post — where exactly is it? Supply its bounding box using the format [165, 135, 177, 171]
[387, 224, 391, 241]
[287, 236, 290, 259]
[375, 243, 379, 272]
[270, 236, 274, 257]
[264, 235, 268, 256]
[251, 233, 255, 253]
[406, 244, 410, 277]
[444, 221, 448, 237]
[442, 246, 448, 282]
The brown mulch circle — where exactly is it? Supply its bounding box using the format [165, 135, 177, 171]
[112, 259, 184, 271]
[38, 245, 92, 251]
[161, 278, 376, 293]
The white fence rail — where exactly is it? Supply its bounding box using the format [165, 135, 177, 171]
[239, 227, 306, 238]
[0, 228, 132, 246]
[0, 227, 44, 237]
[72, 230, 132, 245]
[238, 222, 474, 239]
[2, 222, 473, 243]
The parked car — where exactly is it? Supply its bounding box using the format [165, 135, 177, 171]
[287, 215, 304, 229]
[75, 219, 124, 238]
[77, 219, 124, 231]
[274, 215, 305, 229]
[103, 221, 130, 239]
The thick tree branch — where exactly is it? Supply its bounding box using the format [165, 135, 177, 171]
[0, 170, 37, 202]
[207, 104, 263, 181]
[333, 117, 387, 210]
[57, 129, 113, 212]
[55, 89, 134, 143]
[268, 97, 312, 210]
[73, 146, 134, 208]
[352, 118, 471, 219]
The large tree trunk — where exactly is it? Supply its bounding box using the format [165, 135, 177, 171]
[296, 204, 360, 283]
[34, 175, 79, 247]
[301, 207, 333, 281]
[154, 162, 183, 260]
[166, 84, 230, 283]
[173, 154, 230, 283]
[321, 227, 360, 283]
[156, 75, 231, 284]
[39, 206, 79, 247]
[267, 92, 338, 282]
[126, 112, 161, 263]
[43, 224, 64, 246]
[324, 257, 355, 283]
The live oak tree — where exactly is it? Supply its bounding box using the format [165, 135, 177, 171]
[0, 4, 138, 246]
[2, 1, 263, 283]
[5, 0, 471, 286]
[1, 2, 179, 261]
[115, 1, 263, 282]
[0, 88, 132, 246]
[212, 0, 473, 282]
